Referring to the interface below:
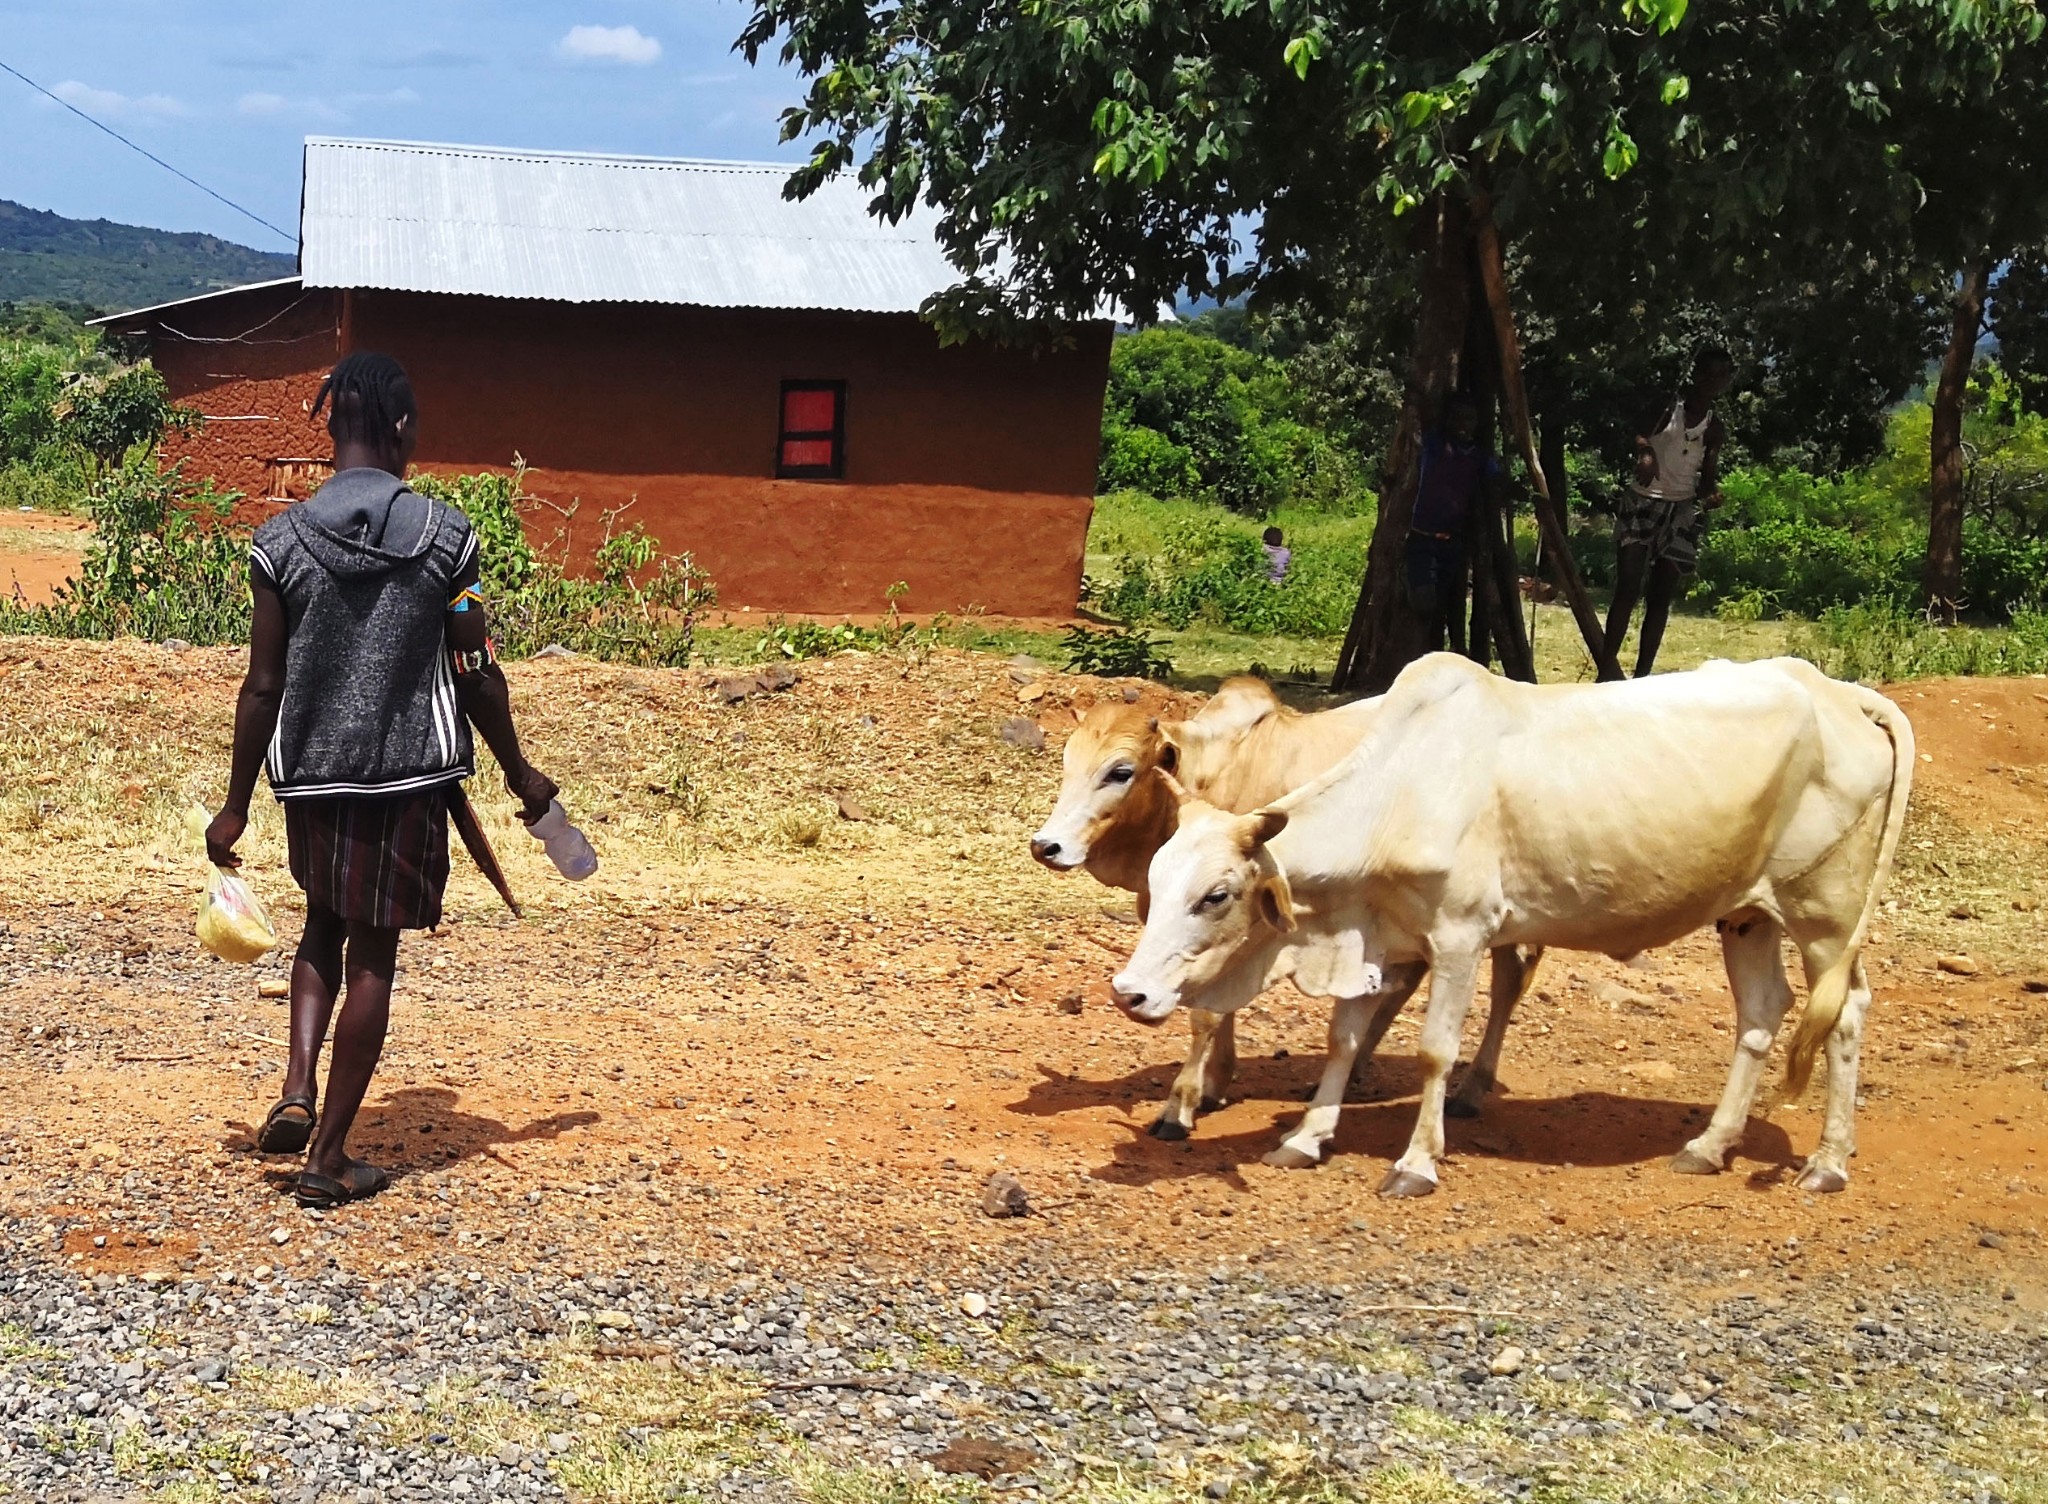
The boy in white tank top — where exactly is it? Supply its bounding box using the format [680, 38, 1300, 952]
[1601, 347, 1733, 678]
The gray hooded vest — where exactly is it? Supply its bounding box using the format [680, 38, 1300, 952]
[250, 469, 478, 800]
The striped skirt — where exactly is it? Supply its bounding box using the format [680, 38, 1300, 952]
[285, 791, 450, 931]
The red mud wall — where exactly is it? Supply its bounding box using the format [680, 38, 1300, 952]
[355, 295, 1107, 618]
[147, 284, 340, 524]
[152, 290, 1109, 616]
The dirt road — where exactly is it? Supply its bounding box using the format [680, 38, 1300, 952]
[0, 640, 2039, 1306]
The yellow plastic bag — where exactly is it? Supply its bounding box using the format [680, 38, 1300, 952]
[186, 805, 277, 964]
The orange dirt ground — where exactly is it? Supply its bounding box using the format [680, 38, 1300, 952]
[0, 643, 2043, 1312]
[0, 513, 87, 606]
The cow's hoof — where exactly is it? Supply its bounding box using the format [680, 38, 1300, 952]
[1796, 1164, 1848, 1194]
[1444, 1096, 1482, 1120]
[1148, 1117, 1190, 1142]
[1261, 1144, 1320, 1170]
[1198, 1096, 1228, 1115]
[1669, 1148, 1722, 1176]
[1378, 1168, 1437, 1199]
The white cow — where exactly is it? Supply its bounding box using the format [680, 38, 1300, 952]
[1031, 679, 1535, 1163]
[1109, 654, 1912, 1196]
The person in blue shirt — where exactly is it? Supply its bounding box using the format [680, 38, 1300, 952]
[1405, 394, 1505, 652]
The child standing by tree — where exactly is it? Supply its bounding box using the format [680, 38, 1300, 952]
[207, 353, 556, 1207]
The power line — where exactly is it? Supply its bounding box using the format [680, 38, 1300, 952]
[0, 55, 297, 247]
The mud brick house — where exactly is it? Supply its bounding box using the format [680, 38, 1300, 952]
[95, 138, 1115, 617]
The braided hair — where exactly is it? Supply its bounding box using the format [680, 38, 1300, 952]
[313, 352, 417, 447]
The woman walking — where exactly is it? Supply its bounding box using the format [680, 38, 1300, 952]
[207, 353, 556, 1207]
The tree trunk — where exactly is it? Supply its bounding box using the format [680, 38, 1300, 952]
[1926, 259, 1993, 621]
[1469, 191, 1619, 681]
[1538, 418, 1569, 540]
[1332, 196, 1470, 694]
[1461, 264, 1530, 680]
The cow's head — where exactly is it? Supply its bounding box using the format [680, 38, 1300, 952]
[1109, 787, 1300, 1025]
[1030, 704, 1181, 872]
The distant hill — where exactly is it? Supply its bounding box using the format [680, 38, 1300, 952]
[0, 199, 295, 314]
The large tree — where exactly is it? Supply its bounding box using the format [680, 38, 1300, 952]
[1906, 67, 2048, 615]
[741, 0, 2044, 677]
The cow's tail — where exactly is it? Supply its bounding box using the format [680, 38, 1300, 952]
[1780, 686, 1915, 1101]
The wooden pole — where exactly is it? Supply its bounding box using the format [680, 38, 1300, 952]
[1461, 260, 1534, 683]
[1484, 495, 1534, 681]
[1470, 191, 1619, 682]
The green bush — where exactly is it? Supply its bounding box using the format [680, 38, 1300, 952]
[1061, 624, 1173, 680]
[1099, 327, 1367, 514]
[1692, 517, 1918, 616]
[61, 365, 194, 474]
[1796, 601, 2048, 680]
[0, 461, 717, 667]
[0, 343, 65, 464]
[746, 585, 959, 663]
[1674, 363, 2048, 623]
[0, 460, 250, 644]
[409, 466, 715, 666]
[1099, 422, 1199, 500]
[2, 317, 186, 512]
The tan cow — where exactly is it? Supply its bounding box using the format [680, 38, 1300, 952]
[1110, 654, 1912, 1196]
[1032, 677, 1535, 1161]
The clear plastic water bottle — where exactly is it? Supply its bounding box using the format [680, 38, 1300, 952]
[528, 799, 598, 881]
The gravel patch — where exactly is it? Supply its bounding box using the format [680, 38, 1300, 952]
[4, 1216, 2044, 1503]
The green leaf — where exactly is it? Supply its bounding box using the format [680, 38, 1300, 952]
[1602, 118, 1639, 179]
[1283, 32, 1323, 80]
[1624, 0, 1690, 34]
[1399, 90, 1440, 128]
[1660, 73, 1691, 106]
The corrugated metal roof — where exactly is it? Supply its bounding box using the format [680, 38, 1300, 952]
[298, 137, 987, 314]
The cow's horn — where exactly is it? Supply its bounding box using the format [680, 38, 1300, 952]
[1244, 807, 1289, 848]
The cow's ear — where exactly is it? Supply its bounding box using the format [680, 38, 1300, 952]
[1156, 723, 1182, 776]
[1258, 875, 1296, 932]
[1242, 807, 1288, 849]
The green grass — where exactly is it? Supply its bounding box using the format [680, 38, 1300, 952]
[1083, 489, 1377, 587]
[368, 1348, 772, 1503]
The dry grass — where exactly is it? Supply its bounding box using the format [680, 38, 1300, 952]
[230, 1363, 382, 1415]
[0, 522, 87, 558]
[0, 636, 1149, 922]
[1520, 1394, 2048, 1503]
[0, 1322, 57, 1364]
[1887, 785, 2048, 971]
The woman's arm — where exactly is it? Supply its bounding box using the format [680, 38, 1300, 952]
[448, 607, 557, 821]
[206, 583, 287, 867]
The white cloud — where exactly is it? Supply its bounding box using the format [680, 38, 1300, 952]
[240, 90, 387, 125]
[50, 80, 186, 119]
[557, 24, 662, 65]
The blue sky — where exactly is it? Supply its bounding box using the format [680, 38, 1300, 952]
[0, 0, 808, 250]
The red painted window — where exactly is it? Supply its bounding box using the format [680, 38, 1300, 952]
[777, 381, 846, 479]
